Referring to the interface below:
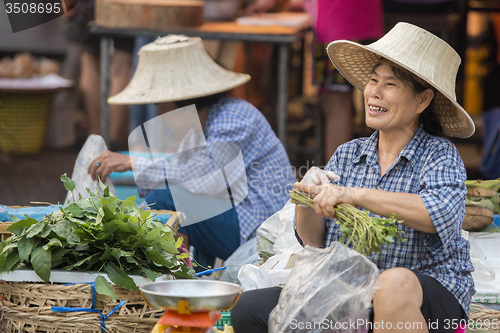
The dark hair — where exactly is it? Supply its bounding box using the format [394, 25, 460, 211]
[174, 91, 228, 110]
[375, 60, 444, 137]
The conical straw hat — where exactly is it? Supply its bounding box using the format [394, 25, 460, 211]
[108, 35, 250, 105]
[327, 22, 475, 138]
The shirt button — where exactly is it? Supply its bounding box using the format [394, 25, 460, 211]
[377, 185, 381, 190]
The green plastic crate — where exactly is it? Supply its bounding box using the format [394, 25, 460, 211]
[216, 310, 231, 330]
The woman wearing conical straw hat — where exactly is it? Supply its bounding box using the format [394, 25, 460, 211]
[87, 35, 295, 271]
[232, 22, 475, 333]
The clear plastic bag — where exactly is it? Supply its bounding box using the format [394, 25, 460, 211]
[218, 237, 259, 285]
[269, 242, 379, 333]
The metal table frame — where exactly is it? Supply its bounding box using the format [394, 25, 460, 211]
[90, 21, 311, 146]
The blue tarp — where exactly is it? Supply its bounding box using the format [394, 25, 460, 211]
[0, 204, 170, 224]
[0, 205, 62, 222]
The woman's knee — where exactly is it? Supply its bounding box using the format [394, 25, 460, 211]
[373, 268, 423, 310]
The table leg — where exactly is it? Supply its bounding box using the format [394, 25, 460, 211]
[277, 43, 289, 147]
[100, 36, 112, 145]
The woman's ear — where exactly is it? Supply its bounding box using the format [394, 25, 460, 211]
[417, 88, 434, 114]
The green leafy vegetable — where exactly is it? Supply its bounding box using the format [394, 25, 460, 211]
[290, 187, 406, 256]
[61, 173, 76, 202]
[95, 275, 115, 299]
[0, 176, 195, 300]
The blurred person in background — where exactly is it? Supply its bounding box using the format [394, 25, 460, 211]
[65, 0, 132, 151]
[88, 36, 295, 271]
[235, 0, 384, 165]
[290, 0, 385, 163]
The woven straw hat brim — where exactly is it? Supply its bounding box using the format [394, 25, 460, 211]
[327, 24, 475, 138]
[108, 37, 250, 105]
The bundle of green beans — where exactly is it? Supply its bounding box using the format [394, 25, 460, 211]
[289, 188, 406, 256]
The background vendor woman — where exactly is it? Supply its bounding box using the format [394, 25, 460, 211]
[87, 36, 295, 271]
[231, 22, 476, 333]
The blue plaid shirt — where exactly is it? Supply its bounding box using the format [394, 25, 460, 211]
[323, 126, 475, 315]
[135, 97, 295, 243]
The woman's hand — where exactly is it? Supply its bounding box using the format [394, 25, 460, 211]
[87, 150, 136, 182]
[295, 182, 357, 220]
[299, 166, 340, 186]
[294, 167, 344, 246]
[295, 166, 340, 218]
[296, 183, 338, 219]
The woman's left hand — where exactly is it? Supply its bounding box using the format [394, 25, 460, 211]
[295, 182, 355, 220]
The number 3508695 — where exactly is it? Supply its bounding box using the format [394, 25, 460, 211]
[5, 2, 61, 14]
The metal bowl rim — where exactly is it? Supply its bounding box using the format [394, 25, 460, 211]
[139, 280, 243, 298]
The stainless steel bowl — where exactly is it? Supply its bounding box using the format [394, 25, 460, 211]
[139, 280, 243, 312]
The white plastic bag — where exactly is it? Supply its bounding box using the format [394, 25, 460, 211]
[236, 199, 302, 290]
[468, 231, 496, 282]
[65, 135, 116, 204]
[256, 200, 300, 261]
[269, 242, 379, 333]
[237, 248, 302, 291]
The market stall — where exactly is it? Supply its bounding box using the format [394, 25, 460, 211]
[0, 180, 499, 332]
[0, 175, 238, 332]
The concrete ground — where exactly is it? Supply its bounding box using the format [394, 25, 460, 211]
[0, 146, 79, 206]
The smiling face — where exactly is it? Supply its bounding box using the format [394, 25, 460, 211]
[363, 63, 434, 137]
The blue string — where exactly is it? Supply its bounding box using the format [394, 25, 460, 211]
[52, 282, 127, 332]
[196, 266, 227, 277]
[90, 282, 97, 309]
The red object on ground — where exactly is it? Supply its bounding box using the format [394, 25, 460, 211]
[157, 310, 222, 328]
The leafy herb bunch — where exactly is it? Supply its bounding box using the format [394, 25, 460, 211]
[289, 187, 406, 256]
[0, 174, 195, 300]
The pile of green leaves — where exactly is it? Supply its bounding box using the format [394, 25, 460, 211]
[290, 188, 406, 256]
[0, 174, 195, 300]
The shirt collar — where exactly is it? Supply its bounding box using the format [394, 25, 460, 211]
[352, 125, 428, 168]
[352, 130, 379, 166]
[399, 125, 427, 168]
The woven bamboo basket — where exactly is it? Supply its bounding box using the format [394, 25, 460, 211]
[0, 280, 164, 332]
[466, 304, 500, 332]
[0, 92, 55, 154]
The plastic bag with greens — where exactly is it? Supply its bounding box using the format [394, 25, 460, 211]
[269, 242, 379, 333]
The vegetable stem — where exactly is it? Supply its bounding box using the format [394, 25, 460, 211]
[290, 188, 406, 256]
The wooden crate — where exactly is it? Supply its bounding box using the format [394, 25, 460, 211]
[0, 222, 12, 242]
[150, 209, 181, 233]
